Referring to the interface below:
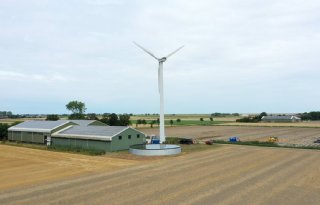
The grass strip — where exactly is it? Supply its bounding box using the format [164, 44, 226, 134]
[213, 140, 320, 150]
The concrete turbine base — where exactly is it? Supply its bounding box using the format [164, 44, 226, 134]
[129, 144, 181, 156]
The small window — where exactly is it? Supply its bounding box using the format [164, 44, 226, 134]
[128, 135, 131, 139]
[119, 136, 122, 140]
[137, 134, 140, 138]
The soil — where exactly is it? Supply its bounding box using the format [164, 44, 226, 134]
[0, 145, 319, 205]
[140, 126, 320, 146]
[0, 145, 139, 191]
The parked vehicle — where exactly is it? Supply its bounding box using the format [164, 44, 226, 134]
[146, 135, 160, 144]
[179, 138, 194, 144]
[268, 136, 279, 143]
[150, 135, 160, 144]
[205, 139, 214, 145]
[229, 137, 240, 142]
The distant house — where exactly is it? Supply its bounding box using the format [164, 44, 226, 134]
[261, 116, 301, 123]
[8, 120, 145, 152]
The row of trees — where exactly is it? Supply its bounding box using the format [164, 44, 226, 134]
[135, 118, 184, 128]
[45, 101, 131, 126]
[236, 112, 267, 123]
[0, 111, 13, 118]
[200, 117, 214, 121]
[211, 113, 240, 117]
[299, 112, 320, 121]
[100, 113, 131, 126]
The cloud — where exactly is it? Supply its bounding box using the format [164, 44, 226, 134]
[0, 70, 74, 83]
[0, 0, 319, 113]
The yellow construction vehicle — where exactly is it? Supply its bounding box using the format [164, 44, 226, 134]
[268, 136, 279, 143]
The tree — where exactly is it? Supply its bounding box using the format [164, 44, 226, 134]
[100, 116, 109, 125]
[150, 120, 156, 128]
[176, 118, 181, 123]
[236, 112, 267, 123]
[66, 101, 86, 119]
[0, 121, 19, 140]
[200, 118, 204, 121]
[69, 113, 86, 120]
[86, 113, 98, 120]
[46, 114, 60, 121]
[209, 117, 213, 121]
[259, 112, 268, 119]
[119, 114, 131, 126]
[170, 120, 174, 126]
[0, 123, 9, 141]
[102, 113, 110, 118]
[136, 119, 142, 127]
[108, 113, 119, 126]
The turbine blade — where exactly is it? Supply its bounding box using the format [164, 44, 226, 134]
[166, 45, 184, 59]
[133, 41, 159, 60]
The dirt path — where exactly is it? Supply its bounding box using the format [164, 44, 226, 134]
[1, 145, 319, 205]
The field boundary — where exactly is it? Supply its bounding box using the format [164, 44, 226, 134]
[212, 140, 320, 150]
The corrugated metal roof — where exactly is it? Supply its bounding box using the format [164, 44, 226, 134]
[8, 120, 70, 132]
[58, 125, 128, 137]
[55, 126, 128, 137]
[52, 126, 130, 141]
[262, 116, 301, 120]
[69, 120, 97, 126]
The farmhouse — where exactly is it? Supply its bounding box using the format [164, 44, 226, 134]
[8, 120, 145, 151]
[261, 115, 301, 123]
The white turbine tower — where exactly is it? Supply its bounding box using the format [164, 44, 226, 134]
[134, 42, 184, 143]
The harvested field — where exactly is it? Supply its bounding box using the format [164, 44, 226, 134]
[0, 145, 319, 205]
[0, 145, 138, 191]
[140, 126, 320, 146]
[224, 121, 320, 128]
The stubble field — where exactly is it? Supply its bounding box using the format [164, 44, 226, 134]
[0, 145, 138, 191]
[0, 144, 319, 205]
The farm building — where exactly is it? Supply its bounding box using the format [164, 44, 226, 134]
[261, 115, 301, 123]
[8, 120, 146, 151]
[8, 120, 74, 144]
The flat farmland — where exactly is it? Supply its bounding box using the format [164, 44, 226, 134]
[0, 145, 138, 191]
[140, 126, 320, 146]
[0, 145, 319, 205]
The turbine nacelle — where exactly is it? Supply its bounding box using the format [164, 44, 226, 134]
[159, 57, 167, 63]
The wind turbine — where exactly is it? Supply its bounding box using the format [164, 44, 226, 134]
[134, 42, 184, 143]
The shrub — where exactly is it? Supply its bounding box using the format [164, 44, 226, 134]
[0, 123, 10, 141]
[164, 137, 181, 144]
[46, 114, 60, 121]
[48, 145, 105, 155]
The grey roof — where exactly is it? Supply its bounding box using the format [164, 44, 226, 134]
[69, 120, 97, 126]
[52, 126, 132, 141]
[261, 116, 301, 120]
[8, 120, 70, 133]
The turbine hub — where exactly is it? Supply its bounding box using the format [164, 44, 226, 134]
[159, 57, 167, 63]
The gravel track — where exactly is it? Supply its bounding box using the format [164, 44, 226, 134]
[1, 145, 319, 205]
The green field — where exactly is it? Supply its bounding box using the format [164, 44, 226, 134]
[131, 119, 227, 127]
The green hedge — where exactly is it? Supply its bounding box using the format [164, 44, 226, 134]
[48, 145, 105, 155]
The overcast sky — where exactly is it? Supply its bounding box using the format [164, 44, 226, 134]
[1, 0, 319, 114]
